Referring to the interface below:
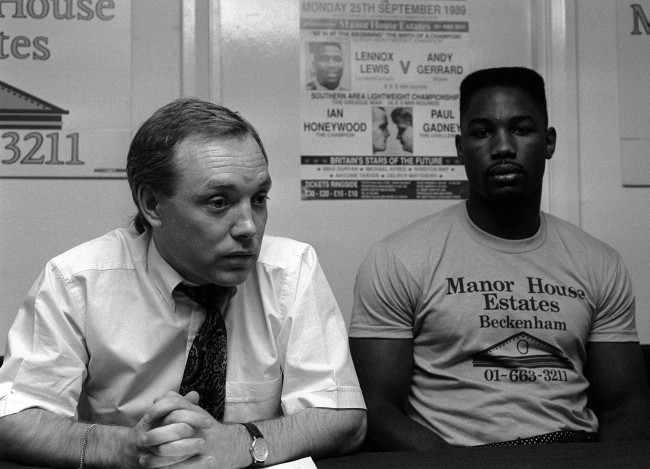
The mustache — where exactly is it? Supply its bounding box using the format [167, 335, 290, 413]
[487, 160, 525, 173]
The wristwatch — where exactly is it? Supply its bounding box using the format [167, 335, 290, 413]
[241, 422, 269, 467]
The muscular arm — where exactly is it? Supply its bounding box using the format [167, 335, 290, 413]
[349, 337, 450, 451]
[585, 341, 650, 440]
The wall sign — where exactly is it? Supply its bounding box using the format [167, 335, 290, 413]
[0, 0, 130, 179]
[617, 0, 650, 186]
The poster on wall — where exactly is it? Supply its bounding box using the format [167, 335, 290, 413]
[300, 0, 469, 200]
[0, 0, 130, 179]
[616, 0, 650, 186]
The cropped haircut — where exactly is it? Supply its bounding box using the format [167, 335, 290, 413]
[314, 42, 342, 55]
[390, 107, 413, 126]
[126, 97, 268, 234]
[459, 67, 548, 126]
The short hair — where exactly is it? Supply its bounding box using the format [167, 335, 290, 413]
[313, 42, 342, 55]
[126, 97, 268, 234]
[459, 67, 548, 125]
[390, 107, 412, 126]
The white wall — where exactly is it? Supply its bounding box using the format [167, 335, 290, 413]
[1, 0, 649, 352]
[0, 0, 182, 350]
[576, 0, 650, 342]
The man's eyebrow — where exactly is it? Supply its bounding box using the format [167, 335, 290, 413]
[509, 115, 537, 123]
[202, 177, 272, 192]
[466, 115, 536, 125]
[465, 117, 493, 126]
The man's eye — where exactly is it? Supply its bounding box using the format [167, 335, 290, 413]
[210, 198, 229, 209]
[513, 127, 533, 135]
[253, 195, 269, 207]
[472, 129, 490, 138]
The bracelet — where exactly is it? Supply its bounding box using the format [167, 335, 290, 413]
[78, 423, 97, 469]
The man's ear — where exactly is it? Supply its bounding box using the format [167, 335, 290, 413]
[136, 185, 163, 229]
[455, 134, 464, 164]
[545, 127, 557, 160]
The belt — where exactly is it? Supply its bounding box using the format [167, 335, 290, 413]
[478, 430, 597, 447]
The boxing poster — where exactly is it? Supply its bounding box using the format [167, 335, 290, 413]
[300, 0, 469, 200]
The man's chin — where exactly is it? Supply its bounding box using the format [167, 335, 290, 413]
[210, 269, 255, 288]
[322, 81, 341, 90]
[488, 189, 530, 208]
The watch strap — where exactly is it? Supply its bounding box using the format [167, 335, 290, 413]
[241, 422, 267, 467]
[242, 421, 264, 439]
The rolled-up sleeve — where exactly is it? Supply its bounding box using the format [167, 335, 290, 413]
[275, 245, 365, 415]
[0, 261, 88, 418]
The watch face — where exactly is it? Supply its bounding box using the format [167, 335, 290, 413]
[252, 438, 269, 462]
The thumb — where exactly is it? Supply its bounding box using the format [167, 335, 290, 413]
[184, 390, 201, 405]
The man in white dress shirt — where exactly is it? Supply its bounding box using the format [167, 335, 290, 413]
[0, 98, 366, 468]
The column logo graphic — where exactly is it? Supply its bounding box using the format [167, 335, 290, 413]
[472, 332, 574, 369]
[0, 80, 69, 130]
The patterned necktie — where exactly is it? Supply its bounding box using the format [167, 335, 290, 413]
[176, 283, 231, 420]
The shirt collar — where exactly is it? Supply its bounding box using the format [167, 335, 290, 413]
[459, 201, 547, 253]
[146, 233, 239, 311]
[146, 234, 186, 310]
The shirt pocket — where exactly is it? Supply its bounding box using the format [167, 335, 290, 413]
[224, 374, 283, 423]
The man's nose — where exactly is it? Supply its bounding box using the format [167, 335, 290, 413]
[231, 204, 257, 239]
[492, 128, 516, 158]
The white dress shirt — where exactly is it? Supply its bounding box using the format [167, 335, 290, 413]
[0, 228, 365, 426]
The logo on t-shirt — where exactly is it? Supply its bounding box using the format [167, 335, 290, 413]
[471, 332, 574, 369]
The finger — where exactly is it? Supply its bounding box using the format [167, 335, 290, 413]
[140, 422, 198, 447]
[141, 437, 205, 459]
[137, 410, 157, 434]
[141, 455, 218, 469]
[183, 391, 200, 405]
[182, 401, 212, 420]
[170, 455, 218, 469]
[155, 390, 199, 406]
[175, 455, 218, 469]
[138, 452, 193, 468]
[159, 409, 213, 430]
[153, 391, 184, 405]
[147, 395, 197, 423]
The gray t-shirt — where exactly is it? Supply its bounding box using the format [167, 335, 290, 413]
[350, 202, 638, 445]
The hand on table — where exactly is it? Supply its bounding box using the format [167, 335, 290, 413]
[135, 391, 218, 468]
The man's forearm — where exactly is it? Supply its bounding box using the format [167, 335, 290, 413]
[200, 407, 367, 468]
[0, 409, 138, 468]
[256, 408, 366, 464]
[140, 392, 365, 468]
[365, 403, 449, 451]
[597, 395, 650, 441]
